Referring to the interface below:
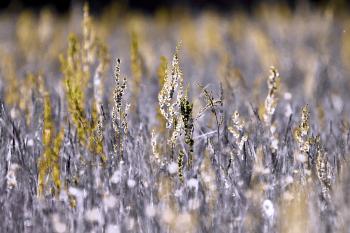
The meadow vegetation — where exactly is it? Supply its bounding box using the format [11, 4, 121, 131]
[0, 3, 350, 233]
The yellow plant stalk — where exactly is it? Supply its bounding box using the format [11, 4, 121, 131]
[38, 93, 64, 197]
[60, 5, 106, 162]
[60, 34, 89, 145]
[60, 35, 106, 162]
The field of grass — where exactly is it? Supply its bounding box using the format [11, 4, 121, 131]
[0, 3, 350, 233]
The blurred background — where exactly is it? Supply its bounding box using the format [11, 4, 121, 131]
[0, 0, 349, 14]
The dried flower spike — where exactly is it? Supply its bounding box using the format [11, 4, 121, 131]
[315, 137, 332, 200]
[180, 91, 194, 167]
[158, 43, 184, 129]
[178, 150, 184, 183]
[112, 58, 129, 158]
[263, 66, 280, 125]
[228, 111, 248, 165]
[294, 105, 310, 154]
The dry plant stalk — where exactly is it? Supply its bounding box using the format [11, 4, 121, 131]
[196, 84, 223, 141]
[158, 45, 184, 154]
[112, 58, 129, 159]
[293, 105, 312, 177]
[180, 92, 194, 167]
[150, 57, 169, 164]
[263, 66, 280, 124]
[314, 136, 332, 200]
[228, 111, 248, 163]
[262, 67, 280, 153]
[178, 150, 184, 183]
[92, 42, 110, 151]
[158, 44, 184, 130]
[294, 105, 311, 154]
[158, 45, 195, 179]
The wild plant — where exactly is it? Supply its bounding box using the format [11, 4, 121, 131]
[111, 58, 129, 159]
[262, 66, 280, 153]
[178, 150, 185, 183]
[158, 44, 184, 131]
[149, 57, 169, 164]
[262, 67, 280, 125]
[180, 91, 194, 167]
[158, 45, 196, 181]
[158, 45, 184, 154]
[196, 84, 223, 142]
[294, 105, 311, 169]
[59, 5, 106, 162]
[92, 42, 110, 155]
[37, 90, 64, 197]
[228, 111, 248, 166]
[314, 136, 332, 200]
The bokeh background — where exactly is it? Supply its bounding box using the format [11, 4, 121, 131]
[0, 0, 349, 13]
